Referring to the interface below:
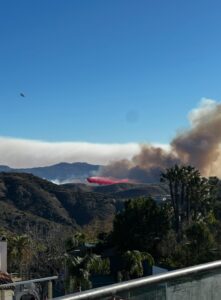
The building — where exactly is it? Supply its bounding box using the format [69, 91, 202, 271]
[0, 237, 14, 300]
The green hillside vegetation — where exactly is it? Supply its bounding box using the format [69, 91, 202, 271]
[65, 182, 169, 200]
[0, 172, 116, 234]
[0, 172, 169, 238]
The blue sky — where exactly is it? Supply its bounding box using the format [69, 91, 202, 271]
[1, 0, 221, 144]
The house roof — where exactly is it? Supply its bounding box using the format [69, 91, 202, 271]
[0, 272, 14, 290]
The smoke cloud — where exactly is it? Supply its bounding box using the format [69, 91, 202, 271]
[172, 98, 221, 176]
[101, 99, 221, 182]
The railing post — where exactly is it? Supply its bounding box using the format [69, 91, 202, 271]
[48, 281, 53, 299]
[0, 290, 5, 300]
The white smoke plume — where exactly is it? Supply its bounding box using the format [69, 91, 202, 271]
[101, 98, 221, 181]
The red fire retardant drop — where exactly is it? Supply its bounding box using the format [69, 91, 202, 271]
[87, 176, 129, 185]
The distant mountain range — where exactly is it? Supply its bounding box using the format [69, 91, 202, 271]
[0, 162, 101, 183]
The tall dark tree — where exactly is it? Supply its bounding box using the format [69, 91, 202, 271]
[112, 197, 169, 253]
[161, 165, 217, 238]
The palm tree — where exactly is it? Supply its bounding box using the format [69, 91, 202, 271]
[66, 253, 110, 292]
[161, 165, 201, 237]
[161, 165, 215, 239]
[121, 250, 154, 280]
[161, 165, 181, 235]
[8, 234, 33, 277]
[65, 233, 86, 253]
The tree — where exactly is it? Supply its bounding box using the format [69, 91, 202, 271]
[185, 222, 216, 265]
[65, 232, 85, 253]
[112, 197, 169, 253]
[161, 165, 217, 238]
[121, 250, 154, 280]
[8, 234, 33, 276]
[66, 254, 110, 292]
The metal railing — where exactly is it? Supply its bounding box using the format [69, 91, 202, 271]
[53, 260, 221, 299]
[0, 275, 58, 299]
[0, 275, 58, 289]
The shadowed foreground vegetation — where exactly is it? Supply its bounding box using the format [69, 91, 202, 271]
[2, 165, 221, 292]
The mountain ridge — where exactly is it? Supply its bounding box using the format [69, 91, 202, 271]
[0, 162, 101, 183]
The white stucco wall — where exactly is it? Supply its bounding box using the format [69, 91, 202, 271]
[0, 241, 7, 272]
[0, 290, 14, 300]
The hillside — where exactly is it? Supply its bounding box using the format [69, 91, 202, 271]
[0, 171, 170, 237]
[65, 182, 170, 202]
[0, 172, 116, 235]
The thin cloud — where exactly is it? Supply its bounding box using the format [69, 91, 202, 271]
[0, 137, 143, 168]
